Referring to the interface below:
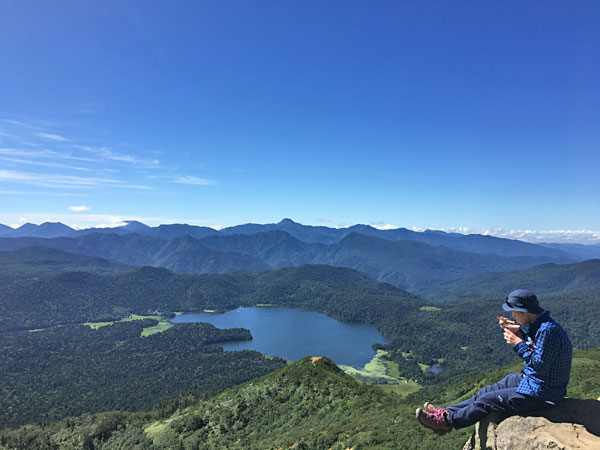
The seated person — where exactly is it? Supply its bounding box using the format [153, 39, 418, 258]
[415, 289, 572, 433]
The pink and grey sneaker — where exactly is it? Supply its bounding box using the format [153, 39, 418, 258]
[415, 408, 452, 434]
[424, 402, 447, 415]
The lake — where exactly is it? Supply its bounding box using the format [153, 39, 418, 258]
[170, 307, 388, 368]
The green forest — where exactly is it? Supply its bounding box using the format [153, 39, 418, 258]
[2, 250, 600, 448]
[3, 262, 599, 386]
[0, 321, 285, 428]
[1, 348, 599, 450]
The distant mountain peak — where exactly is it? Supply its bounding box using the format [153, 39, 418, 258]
[121, 220, 150, 231]
[277, 218, 298, 225]
[39, 222, 75, 230]
[16, 223, 38, 231]
[9, 222, 75, 238]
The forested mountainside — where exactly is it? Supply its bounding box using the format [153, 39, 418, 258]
[0, 321, 285, 428]
[0, 228, 572, 290]
[417, 258, 600, 301]
[540, 242, 600, 260]
[0, 263, 417, 333]
[2, 349, 598, 450]
[1, 246, 599, 448]
[0, 246, 131, 282]
[3, 252, 600, 389]
[0, 234, 269, 275]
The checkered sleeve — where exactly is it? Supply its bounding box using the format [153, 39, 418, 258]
[514, 326, 561, 378]
[514, 340, 531, 359]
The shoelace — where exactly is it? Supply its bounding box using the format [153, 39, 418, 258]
[431, 405, 447, 414]
[430, 411, 446, 423]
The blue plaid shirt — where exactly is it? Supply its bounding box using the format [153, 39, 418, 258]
[513, 310, 572, 404]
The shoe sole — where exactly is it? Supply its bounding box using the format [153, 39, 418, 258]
[416, 407, 451, 435]
[415, 407, 422, 419]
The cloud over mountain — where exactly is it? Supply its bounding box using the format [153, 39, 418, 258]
[69, 205, 91, 212]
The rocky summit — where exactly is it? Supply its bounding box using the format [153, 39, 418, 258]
[463, 398, 600, 449]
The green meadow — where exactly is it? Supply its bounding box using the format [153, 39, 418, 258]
[340, 350, 421, 396]
[419, 306, 442, 311]
[85, 314, 174, 336]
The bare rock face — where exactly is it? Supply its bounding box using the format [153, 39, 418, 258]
[463, 398, 600, 450]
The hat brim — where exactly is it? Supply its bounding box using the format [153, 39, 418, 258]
[502, 302, 544, 314]
[502, 302, 530, 313]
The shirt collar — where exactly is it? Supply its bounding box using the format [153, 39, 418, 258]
[528, 310, 549, 335]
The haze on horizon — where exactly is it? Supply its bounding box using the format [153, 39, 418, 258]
[1, 2, 598, 243]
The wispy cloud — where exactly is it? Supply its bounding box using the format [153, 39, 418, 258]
[373, 224, 600, 245]
[2, 119, 162, 169]
[37, 132, 70, 142]
[1, 156, 92, 171]
[1, 119, 29, 127]
[316, 217, 332, 223]
[444, 227, 600, 245]
[0, 189, 31, 195]
[74, 145, 161, 168]
[0, 189, 88, 197]
[172, 176, 217, 186]
[69, 205, 91, 212]
[0, 147, 100, 163]
[0, 169, 151, 190]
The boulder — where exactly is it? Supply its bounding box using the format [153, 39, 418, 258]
[463, 398, 600, 449]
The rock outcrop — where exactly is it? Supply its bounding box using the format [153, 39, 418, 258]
[463, 398, 600, 449]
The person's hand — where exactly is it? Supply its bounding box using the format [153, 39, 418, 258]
[497, 316, 514, 329]
[504, 329, 523, 346]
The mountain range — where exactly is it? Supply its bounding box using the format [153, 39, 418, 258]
[2, 218, 598, 260]
[0, 227, 574, 291]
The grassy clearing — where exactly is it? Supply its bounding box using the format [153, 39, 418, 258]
[144, 417, 176, 440]
[84, 321, 115, 330]
[418, 362, 431, 373]
[340, 350, 421, 397]
[141, 321, 173, 337]
[461, 346, 468, 351]
[84, 314, 173, 336]
[419, 306, 442, 311]
[340, 351, 396, 380]
[381, 358, 401, 378]
[123, 314, 160, 321]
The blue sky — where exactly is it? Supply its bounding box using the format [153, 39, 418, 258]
[0, 1, 599, 243]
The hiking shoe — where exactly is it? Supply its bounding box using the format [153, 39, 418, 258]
[424, 402, 447, 414]
[415, 408, 452, 434]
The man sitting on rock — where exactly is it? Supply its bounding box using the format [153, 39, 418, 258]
[416, 289, 573, 434]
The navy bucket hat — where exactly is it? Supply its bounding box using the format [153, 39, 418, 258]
[502, 289, 544, 314]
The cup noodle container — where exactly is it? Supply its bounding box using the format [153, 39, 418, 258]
[506, 324, 520, 334]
